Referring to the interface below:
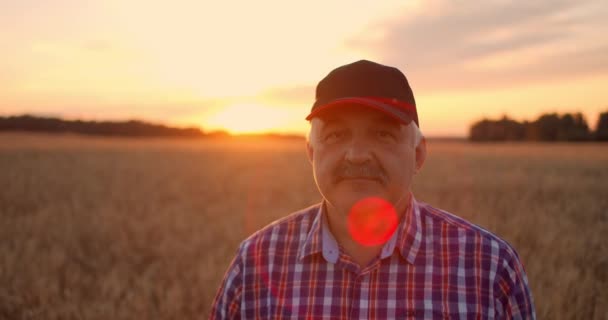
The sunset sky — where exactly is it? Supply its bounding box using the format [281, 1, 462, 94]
[2, 0, 607, 136]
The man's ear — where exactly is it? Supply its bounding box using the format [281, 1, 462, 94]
[306, 141, 314, 164]
[415, 137, 427, 172]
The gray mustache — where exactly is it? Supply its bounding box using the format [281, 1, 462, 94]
[334, 163, 386, 181]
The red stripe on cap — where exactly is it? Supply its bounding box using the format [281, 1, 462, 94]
[361, 96, 416, 111]
[306, 96, 416, 122]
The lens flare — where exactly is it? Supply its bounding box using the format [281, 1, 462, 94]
[347, 197, 398, 246]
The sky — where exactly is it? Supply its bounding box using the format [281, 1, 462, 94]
[1, 0, 607, 136]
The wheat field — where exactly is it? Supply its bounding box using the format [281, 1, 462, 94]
[0, 132, 606, 319]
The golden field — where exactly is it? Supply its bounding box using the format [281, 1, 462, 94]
[0, 133, 606, 319]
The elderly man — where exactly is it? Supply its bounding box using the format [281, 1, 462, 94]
[210, 60, 535, 319]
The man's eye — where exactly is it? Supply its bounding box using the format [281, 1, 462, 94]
[324, 131, 344, 142]
[376, 130, 395, 139]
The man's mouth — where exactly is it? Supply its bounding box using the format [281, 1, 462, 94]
[336, 176, 382, 184]
[333, 163, 386, 185]
[341, 176, 377, 180]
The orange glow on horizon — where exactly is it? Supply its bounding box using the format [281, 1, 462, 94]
[203, 103, 297, 134]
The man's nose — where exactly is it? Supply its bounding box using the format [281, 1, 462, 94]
[344, 139, 373, 164]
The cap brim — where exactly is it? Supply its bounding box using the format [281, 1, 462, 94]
[305, 97, 415, 125]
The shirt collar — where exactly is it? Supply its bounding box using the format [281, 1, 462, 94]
[298, 195, 423, 265]
[396, 195, 422, 265]
[297, 204, 323, 261]
[296, 203, 343, 263]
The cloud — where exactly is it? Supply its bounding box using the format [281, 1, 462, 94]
[347, 0, 608, 92]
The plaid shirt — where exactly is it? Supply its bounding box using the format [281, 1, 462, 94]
[210, 196, 535, 319]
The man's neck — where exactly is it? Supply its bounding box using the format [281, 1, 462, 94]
[324, 194, 411, 268]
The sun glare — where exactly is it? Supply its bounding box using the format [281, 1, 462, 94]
[204, 104, 294, 134]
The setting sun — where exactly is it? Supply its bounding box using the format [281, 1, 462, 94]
[204, 104, 295, 134]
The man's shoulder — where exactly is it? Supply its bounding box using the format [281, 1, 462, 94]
[238, 203, 321, 250]
[416, 201, 519, 257]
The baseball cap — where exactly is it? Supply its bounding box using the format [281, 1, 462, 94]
[305, 60, 418, 127]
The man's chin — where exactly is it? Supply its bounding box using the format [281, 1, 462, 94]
[327, 190, 389, 213]
[335, 179, 385, 195]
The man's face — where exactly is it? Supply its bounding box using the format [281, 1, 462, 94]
[307, 105, 426, 215]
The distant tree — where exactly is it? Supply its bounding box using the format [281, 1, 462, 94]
[557, 113, 590, 141]
[595, 111, 608, 141]
[528, 113, 561, 141]
[469, 119, 492, 141]
[469, 116, 526, 141]
[499, 116, 526, 140]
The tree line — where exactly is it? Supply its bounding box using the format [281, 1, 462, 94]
[469, 111, 608, 142]
[0, 115, 206, 138]
[0, 115, 305, 140]
[3, 112, 608, 141]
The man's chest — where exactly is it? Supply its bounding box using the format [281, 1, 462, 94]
[240, 256, 497, 319]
